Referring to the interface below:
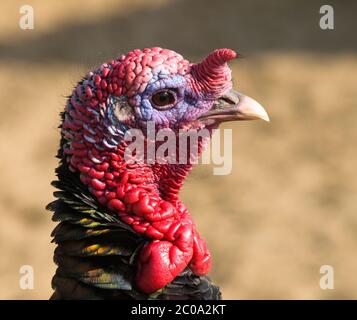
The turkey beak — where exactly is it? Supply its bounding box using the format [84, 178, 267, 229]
[226, 89, 270, 122]
[198, 89, 270, 123]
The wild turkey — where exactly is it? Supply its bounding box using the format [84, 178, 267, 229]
[47, 47, 269, 300]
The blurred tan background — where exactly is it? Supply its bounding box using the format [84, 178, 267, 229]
[0, 0, 356, 299]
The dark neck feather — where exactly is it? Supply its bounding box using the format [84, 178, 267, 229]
[48, 159, 221, 300]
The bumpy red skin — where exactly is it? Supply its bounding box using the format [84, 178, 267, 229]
[105, 156, 212, 293]
[61, 47, 235, 293]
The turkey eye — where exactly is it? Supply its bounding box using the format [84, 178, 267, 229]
[151, 90, 176, 109]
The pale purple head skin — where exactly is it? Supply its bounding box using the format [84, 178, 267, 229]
[110, 47, 235, 131]
[131, 73, 205, 127]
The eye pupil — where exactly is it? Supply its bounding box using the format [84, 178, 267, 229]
[152, 90, 176, 108]
[158, 92, 168, 102]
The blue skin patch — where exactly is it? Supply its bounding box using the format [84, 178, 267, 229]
[106, 72, 218, 144]
[140, 99, 153, 120]
[133, 73, 216, 128]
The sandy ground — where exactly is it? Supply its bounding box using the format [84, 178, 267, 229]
[0, 0, 356, 299]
